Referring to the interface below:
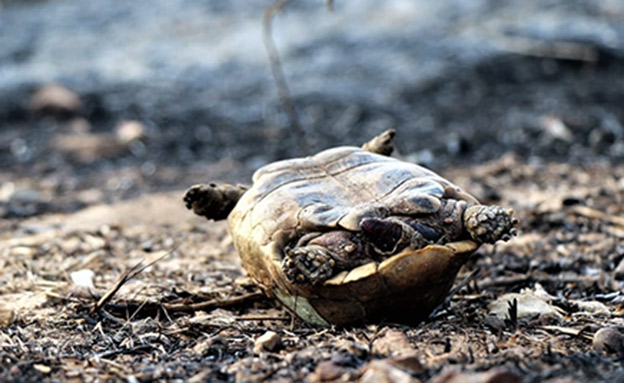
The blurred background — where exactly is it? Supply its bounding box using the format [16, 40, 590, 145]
[1, 0, 623, 218]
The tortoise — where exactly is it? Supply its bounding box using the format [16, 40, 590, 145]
[184, 130, 516, 326]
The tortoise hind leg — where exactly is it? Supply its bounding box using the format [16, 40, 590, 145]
[361, 129, 395, 156]
[283, 245, 337, 285]
[184, 183, 247, 221]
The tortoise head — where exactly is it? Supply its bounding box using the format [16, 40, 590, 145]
[463, 205, 517, 244]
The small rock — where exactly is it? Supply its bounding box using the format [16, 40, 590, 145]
[540, 116, 572, 142]
[372, 329, 415, 357]
[593, 327, 624, 354]
[312, 361, 346, 382]
[33, 364, 52, 374]
[359, 359, 417, 383]
[29, 84, 82, 117]
[431, 367, 520, 383]
[115, 120, 146, 144]
[253, 330, 281, 354]
[0, 306, 15, 327]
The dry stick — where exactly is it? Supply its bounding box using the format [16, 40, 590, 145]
[263, 0, 310, 156]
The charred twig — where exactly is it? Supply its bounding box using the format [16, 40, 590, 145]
[506, 298, 518, 329]
[263, 0, 309, 155]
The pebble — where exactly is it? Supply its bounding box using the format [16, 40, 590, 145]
[29, 84, 82, 116]
[592, 327, 624, 354]
[115, 120, 146, 144]
[372, 329, 415, 357]
[253, 331, 281, 354]
[312, 361, 346, 381]
[431, 367, 520, 383]
[0, 306, 14, 327]
[359, 359, 416, 383]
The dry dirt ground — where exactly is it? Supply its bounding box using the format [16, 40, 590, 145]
[2, 1, 624, 382]
[2, 148, 624, 382]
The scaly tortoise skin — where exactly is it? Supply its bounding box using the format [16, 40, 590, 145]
[184, 130, 516, 326]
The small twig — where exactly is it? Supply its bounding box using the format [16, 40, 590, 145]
[162, 291, 266, 313]
[236, 316, 290, 321]
[571, 205, 624, 227]
[90, 251, 171, 315]
[263, 0, 309, 155]
[477, 274, 601, 290]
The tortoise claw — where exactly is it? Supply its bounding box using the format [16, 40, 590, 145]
[283, 246, 336, 285]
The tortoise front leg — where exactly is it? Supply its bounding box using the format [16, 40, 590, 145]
[361, 129, 395, 156]
[183, 183, 247, 221]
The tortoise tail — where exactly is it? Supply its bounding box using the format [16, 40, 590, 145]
[183, 183, 247, 221]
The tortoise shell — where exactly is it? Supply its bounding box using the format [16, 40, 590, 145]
[228, 146, 480, 325]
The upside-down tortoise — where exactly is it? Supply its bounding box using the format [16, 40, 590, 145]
[184, 130, 516, 326]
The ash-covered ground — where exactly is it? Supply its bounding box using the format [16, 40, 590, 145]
[1, 1, 624, 382]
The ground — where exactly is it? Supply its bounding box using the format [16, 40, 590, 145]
[2, 1, 624, 382]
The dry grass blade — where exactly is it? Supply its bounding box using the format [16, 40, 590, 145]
[90, 250, 171, 315]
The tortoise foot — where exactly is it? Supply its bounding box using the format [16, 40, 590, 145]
[463, 205, 518, 244]
[283, 245, 337, 285]
[183, 183, 246, 221]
